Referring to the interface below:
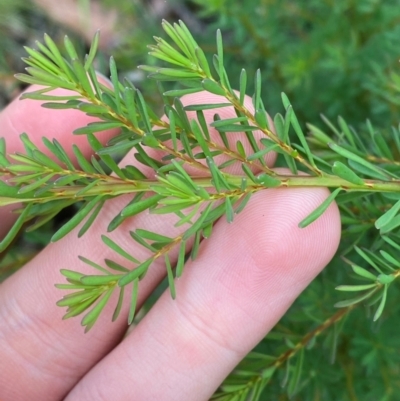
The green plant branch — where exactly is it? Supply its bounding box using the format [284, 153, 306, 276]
[3, 169, 400, 207]
[213, 305, 356, 400]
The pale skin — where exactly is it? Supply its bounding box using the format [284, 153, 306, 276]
[0, 85, 341, 400]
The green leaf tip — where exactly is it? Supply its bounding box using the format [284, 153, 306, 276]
[299, 188, 342, 228]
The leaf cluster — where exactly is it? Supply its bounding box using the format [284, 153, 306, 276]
[2, 15, 400, 400]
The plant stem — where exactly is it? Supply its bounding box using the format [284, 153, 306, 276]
[3, 173, 400, 206]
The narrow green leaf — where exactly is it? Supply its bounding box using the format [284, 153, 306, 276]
[206, 157, 231, 191]
[56, 284, 92, 290]
[78, 199, 105, 237]
[255, 109, 268, 129]
[282, 93, 316, 169]
[161, 20, 191, 58]
[235, 193, 252, 214]
[179, 132, 195, 159]
[348, 159, 389, 181]
[101, 235, 140, 264]
[123, 87, 138, 127]
[60, 269, 85, 282]
[201, 79, 226, 96]
[151, 201, 196, 215]
[47, 138, 75, 170]
[62, 296, 100, 319]
[299, 188, 342, 228]
[334, 288, 378, 307]
[128, 279, 139, 325]
[112, 287, 125, 322]
[336, 284, 377, 291]
[329, 143, 389, 180]
[191, 230, 202, 261]
[51, 195, 103, 242]
[135, 229, 173, 243]
[72, 58, 95, 98]
[134, 145, 164, 170]
[238, 68, 247, 106]
[210, 117, 249, 128]
[18, 173, 54, 194]
[77, 102, 109, 114]
[202, 222, 213, 239]
[183, 203, 213, 240]
[184, 103, 231, 111]
[130, 231, 156, 251]
[80, 274, 122, 286]
[164, 87, 203, 97]
[166, 110, 177, 152]
[173, 22, 197, 61]
[373, 133, 393, 161]
[176, 240, 187, 278]
[84, 30, 100, 71]
[236, 140, 246, 159]
[191, 119, 211, 157]
[105, 259, 130, 273]
[337, 116, 356, 147]
[195, 46, 211, 76]
[63, 35, 79, 59]
[121, 194, 163, 217]
[82, 287, 115, 332]
[154, 68, 200, 79]
[247, 147, 272, 161]
[0, 204, 33, 252]
[23, 47, 60, 75]
[213, 124, 259, 133]
[75, 179, 101, 197]
[88, 66, 103, 100]
[373, 285, 388, 321]
[57, 289, 102, 307]
[118, 259, 152, 287]
[332, 161, 365, 185]
[87, 133, 126, 179]
[216, 29, 224, 80]
[73, 122, 122, 135]
[375, 199, 400, 229]
[42, 33, 74, 80]
[288, 348, 304, 397]
[73, 145, 97, 173]
[225, 197, 234, 223]
[16, 71, 76, 90]
[382, 235, 400, 251]
[175, 203, 200, 227]
[378, 214, 400, 234]
[165, 255, 176, 299]
[148, 48, 188, 68]
[196, 110, 211, 141]
[351, 264, 377, 281]
[78, 256, 110, 275]
[254, 69, 262, 110]
[380, 250, 400, 268]
[32, 149, 63, 171]
[241, 164, 257, 183]
[354, 247, 383, 274]
[152, 36, 192, 67]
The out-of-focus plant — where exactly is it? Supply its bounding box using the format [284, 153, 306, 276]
[2, 1, 400, 399]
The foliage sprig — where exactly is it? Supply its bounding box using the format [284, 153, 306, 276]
[2, 19, 400, 400]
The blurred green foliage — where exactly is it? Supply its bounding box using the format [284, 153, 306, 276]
[2, 1, 400, 400]
[192, 0, 400, 127]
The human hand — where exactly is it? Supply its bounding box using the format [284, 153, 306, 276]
[0, 87, 341, 400]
